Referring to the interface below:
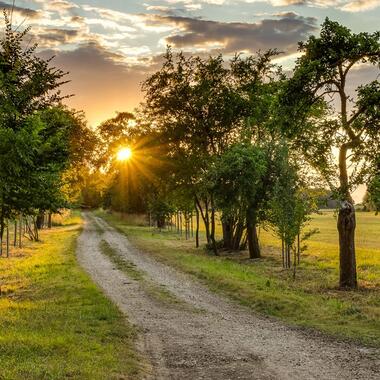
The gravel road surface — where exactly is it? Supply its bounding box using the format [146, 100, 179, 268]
[77, 213, 380, 380]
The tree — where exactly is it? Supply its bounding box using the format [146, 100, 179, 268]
[141, 48, 279, 252]
[0, 10, 76, 242]
[269, 145, 317, 273]
[281, 19, 380, 288]
[210, 143, 270, 258]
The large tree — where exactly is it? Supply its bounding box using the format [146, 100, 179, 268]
[0, 10, 74, 239]
[281, 19, 380, 288]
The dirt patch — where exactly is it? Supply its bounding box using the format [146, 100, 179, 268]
[77, 212, 380, 380]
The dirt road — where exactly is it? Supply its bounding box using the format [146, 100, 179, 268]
[77, 213, 379, 380]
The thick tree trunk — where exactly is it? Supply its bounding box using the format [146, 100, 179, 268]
[337, 201, 357, 289]
[233, 222, 245, 250]
[222, 218, 233, 249]
[247, 222, 260, 259]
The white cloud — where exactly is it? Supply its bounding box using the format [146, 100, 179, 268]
[342, 0, 380, 11]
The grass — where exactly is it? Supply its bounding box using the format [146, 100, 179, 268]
[98, 238, 188, 309]
[96, 209, 380, 347]
[0, 213, 141, 379]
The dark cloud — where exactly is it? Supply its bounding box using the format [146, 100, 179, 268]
[38, 28, 81, 45]
[152, 13, 318, 54]
[0, 1, 40, 18]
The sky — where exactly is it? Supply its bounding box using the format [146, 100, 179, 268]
[1, 0, 379, 127]
[1, 1, 380, 202]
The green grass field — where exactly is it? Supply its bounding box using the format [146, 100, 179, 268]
[97, 210, 380, 347]
[0, 213, 141, 379]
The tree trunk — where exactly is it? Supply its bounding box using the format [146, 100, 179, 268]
[222, 218, 233, 249]
[233, 222, 245, 251]
[6, 224, 9, 258]
[14, 220, 17, 247]
[337, 201, 357, 289]
[247, 222, 260, 259]
[36, 211, 44, 229]
[48, 212, 52, 229]
[281, 236, 285, 268]
[297, 233, 300, 265]
[195, 196, 211, 243]
[209, 196, 218, 256]
[19, 215, 22, 248]
[195, 201, 199, 248]
[0, 216, 4, 257]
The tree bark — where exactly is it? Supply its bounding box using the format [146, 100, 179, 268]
[222, 218, 233, 249]
[195, 196, 211, 243]
[247, 221, 260, 259]
[36, 211, 45, 229]
[19, 215, 22, 248]
[195, 201, 200, 248]
[14, 220, 17, 247]
[281, 236, 285, 268]
[48, 212, 52, 229]
[337, 201, 357, 289]
[0, 216, 4, 257]
[6, 224, 9, 258]
[209, 196, 218, 256]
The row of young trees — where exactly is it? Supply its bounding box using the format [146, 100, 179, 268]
[0, 10, 95, 253]
[85, 19, 379, 289]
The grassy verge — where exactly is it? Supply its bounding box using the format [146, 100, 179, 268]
[96, 210, 380, 347]
[0, 214, 141, 379]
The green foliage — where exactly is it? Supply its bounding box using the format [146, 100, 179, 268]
[0, 12, 92, 230]
[367, 167, 380, 213]
[148, 197, 174, 228]
[269, 145, 316, 248]
[210, 143, 268, 222]
[281, 18, 380, 198]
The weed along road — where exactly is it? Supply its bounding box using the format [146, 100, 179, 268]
[77, 213, 379, 380]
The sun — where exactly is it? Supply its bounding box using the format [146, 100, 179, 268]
[117, 147, 132, 161]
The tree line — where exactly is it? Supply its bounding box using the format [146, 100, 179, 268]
[0, 11, 95, 255]
[2, 9, 379, 290]
[84, 19, 380, 290]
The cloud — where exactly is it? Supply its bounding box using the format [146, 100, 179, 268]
[241, 0, 380, 11]
[0, 1, 40, 18]
[342, 0, 380, 11]
[39, 43, 148, 126]
[33, 0, 79, 12]
[157, 13, 317, 54]
[35, 28, 81, 46]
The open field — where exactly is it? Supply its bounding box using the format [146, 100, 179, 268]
[0, 213, 140, 379]
[96, 210, 380, 347]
